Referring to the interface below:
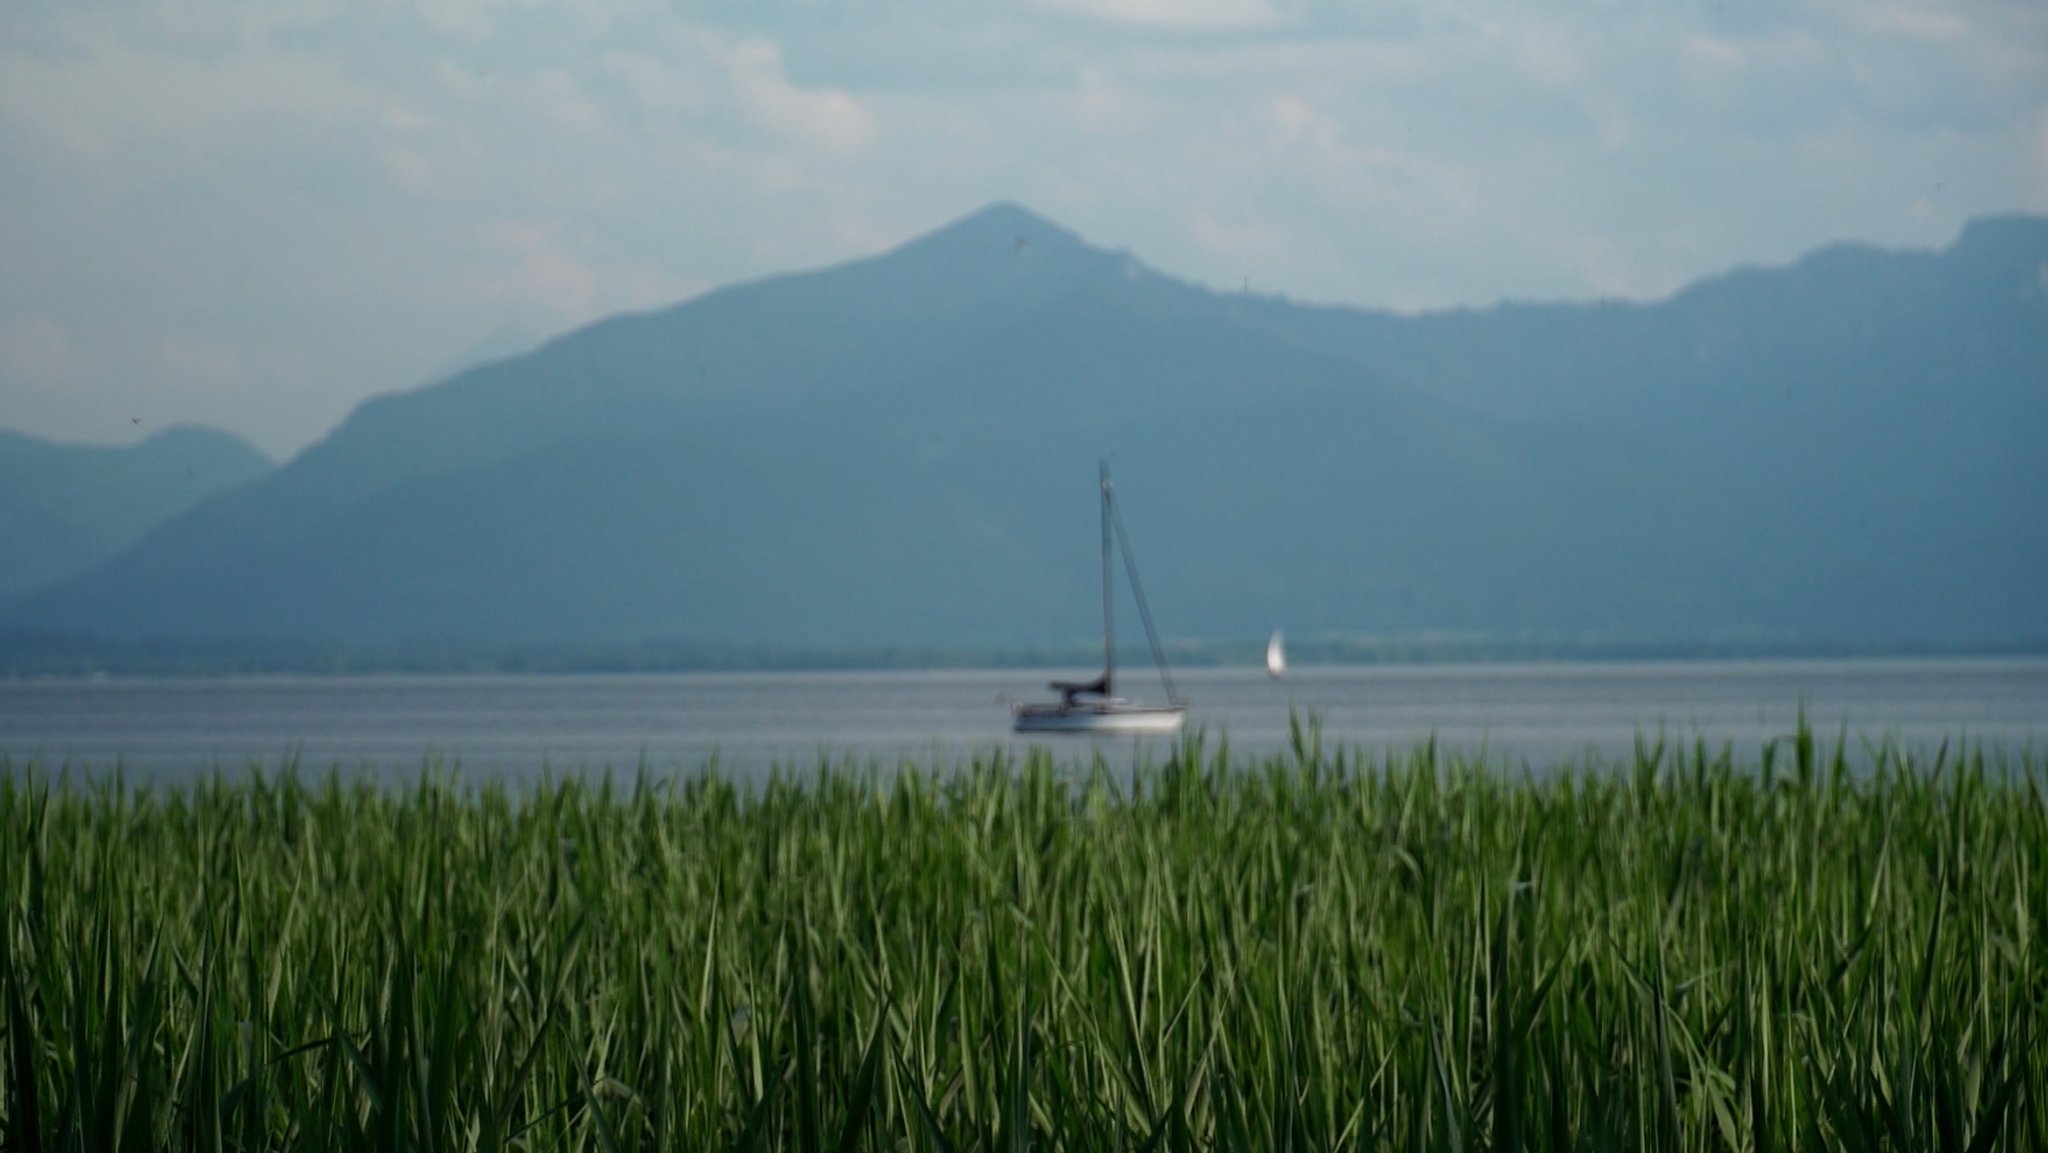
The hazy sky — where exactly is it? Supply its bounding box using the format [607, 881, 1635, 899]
[3, 0, 2043, 458]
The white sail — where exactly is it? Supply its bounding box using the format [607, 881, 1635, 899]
[1266, 630, 1286, 679]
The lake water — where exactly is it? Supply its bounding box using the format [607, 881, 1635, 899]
[2, 659, 2043, 784]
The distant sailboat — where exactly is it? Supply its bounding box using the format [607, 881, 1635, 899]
[1266, 630, 1287, 679]
[1012, 462, 1187, 735]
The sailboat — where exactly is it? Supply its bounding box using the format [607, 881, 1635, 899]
[1012, 462, 1188, 735]
[1267, 630, 1287, 679]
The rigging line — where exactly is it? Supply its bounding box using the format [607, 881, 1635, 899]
[1108, 492, 1181, 707]
[1101, 460, 1115, 694]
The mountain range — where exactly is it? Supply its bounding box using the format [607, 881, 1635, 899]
[4, 204, 2043, 667]
[0, 426, 270, 601]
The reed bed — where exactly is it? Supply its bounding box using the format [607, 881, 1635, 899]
[2, 720, 2043, 1151]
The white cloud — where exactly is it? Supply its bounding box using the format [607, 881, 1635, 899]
[435, 60, 489, 102]
[103, 0, 349, 52]
[605, 52, 701, 112]
[464, 222, 599, 320]
[728, 39, 876, 155]
[0, 37, 389, 166]
[1, 0, 2043, 455]
[415, 0, 502, 41]
[1510, 22, 1584, 89]
[1682, 34, 1749, 70]
[445, 218, 694, 332]
[384, 146, 440, 193]
[533, 67, 613, 137]
[1069, 68, 1159, 135]
[1032, 0, 1282, 32]
[1125, 36, 1433, 96]
[1859, 5, 1971, 43]
[1265, 94, 1314, 150]
[1254, 92, 1455, 199]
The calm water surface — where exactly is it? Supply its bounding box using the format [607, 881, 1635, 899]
[2, 659, 2043, 784]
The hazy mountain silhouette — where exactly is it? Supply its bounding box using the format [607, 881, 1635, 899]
[5, 204, 2043, 658]
[0, 426, 271, 600]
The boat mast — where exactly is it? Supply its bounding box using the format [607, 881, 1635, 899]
[1107, 477, 1182, 707]
[1100, 459, 1115, 696]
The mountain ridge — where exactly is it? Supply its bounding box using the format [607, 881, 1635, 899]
[0, 426, 272, 601]
[4, 205, 2042, 660]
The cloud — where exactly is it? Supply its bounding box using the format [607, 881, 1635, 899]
[0, 313, 75, 389]
[605, 52, 701, 112]
[465, 222, 599, 320]
[23, 0, 351, 55]
[384, 146, 440, 193]
[728, 39, 876, 155]
[1254, 92, 1458, 199]
[1265, 94, 1314, 150]
[1509, 21, 1584, 89]
[0, 37, 388, 166]
[534, 68, 612, 137]
[1031, 0, 1282, 32]
[3, 0, 2044, 457]
[434, 60, 489, 102]
[1069, 68, 1160, 135]
[1858, 5, 1971, 43]
[447, 219, 693, 332]
[415, 0, 501, 41]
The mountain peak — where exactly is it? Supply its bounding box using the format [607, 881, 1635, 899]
[895, 202, 1094, 263]
[0, 423, 273, 600]
[8, 208, 2042, 656]
[134, 424, 272, 465]
[956, 200, 1064, 233]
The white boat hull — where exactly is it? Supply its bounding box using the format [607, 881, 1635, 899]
[1012, 703, 1187, 735]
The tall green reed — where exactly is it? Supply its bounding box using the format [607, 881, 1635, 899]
[2, 720, 2042, 1150]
